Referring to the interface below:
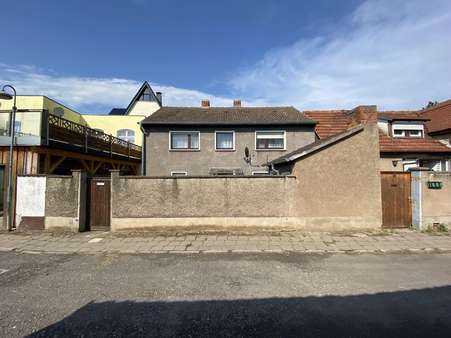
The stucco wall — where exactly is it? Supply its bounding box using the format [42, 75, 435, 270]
[111, 172, 297, 230]
[45, 170, 86, 231]
[419, 171, 451, 228]
[290, 123, 382, 229]
[379, 157, 404, 172]
[146, 126, 316, 176]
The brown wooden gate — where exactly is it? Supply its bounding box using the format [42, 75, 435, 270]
[381, 172, 412, 228]
[88, 177, 111, 230]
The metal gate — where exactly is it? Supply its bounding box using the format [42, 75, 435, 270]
[381, 172, 412, 228]
[88, 177, 111, 230]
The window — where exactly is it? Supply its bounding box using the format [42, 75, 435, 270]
[256, 131, 285, 150]
[139, 87, 154, 101]
[392, 124, 423, 138]
[215, 131, 235, 150]
[170, 131, 200, 150]
[171, 171, 187, 177]
[117, 129, 135, 144]
[252, 170, 269, 176]
[13, 121, 21, 134]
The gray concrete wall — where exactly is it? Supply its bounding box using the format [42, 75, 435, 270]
[45, 170, 86, 232]
[145, 126, 316, 176]
[412, 171, 451, 229]
[112, 124, 382, 231]
[111, 171, 298, 231]
[290, 123, 382, 229]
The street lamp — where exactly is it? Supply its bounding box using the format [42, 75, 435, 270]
[0, 85, 17, 231]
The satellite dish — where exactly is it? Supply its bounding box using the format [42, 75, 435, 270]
[53, 107, 64, 117]
[244, 147, 250, 159]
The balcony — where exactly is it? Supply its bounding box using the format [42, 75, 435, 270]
[0, 110, 141, 160]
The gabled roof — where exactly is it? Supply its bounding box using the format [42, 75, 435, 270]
[141, 106, 316, 126]
[108, 81, 162, 116]
[419, 99, 451, 134]
[269, 124, 365, 165]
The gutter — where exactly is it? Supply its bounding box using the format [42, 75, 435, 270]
[139, 122, 148, 175]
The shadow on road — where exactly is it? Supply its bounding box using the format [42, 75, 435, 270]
[28, 285, 451, 337]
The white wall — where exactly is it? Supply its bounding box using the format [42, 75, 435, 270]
[16, 176, 46, 223]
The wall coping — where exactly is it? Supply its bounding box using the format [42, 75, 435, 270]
[115, 175, 297, 180]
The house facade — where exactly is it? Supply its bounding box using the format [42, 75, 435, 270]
[141, 101, 317, 176]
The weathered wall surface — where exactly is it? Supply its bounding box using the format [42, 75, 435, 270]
[146, 126, 316, 176]
[111, 173, 297, 230]
[415, 171, 451, 229]
[290, 123, 382, 229]
[379, 157, 403, 172]
[112, 124, 382, 231]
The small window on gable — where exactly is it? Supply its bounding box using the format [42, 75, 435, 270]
[117, 129, 135, 144]
[139, 87, 154, 102]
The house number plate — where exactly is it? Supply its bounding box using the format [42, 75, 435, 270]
[96, 182, 105, 186]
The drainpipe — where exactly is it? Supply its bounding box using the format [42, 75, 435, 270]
[139, 122, 148, 175]
[270, 163, 280, 176]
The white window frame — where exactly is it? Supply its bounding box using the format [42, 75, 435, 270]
[169, 131, 200, 151]
[255, 130, 286, 151]
[117, 129, 135, 144]
[170, 171, 188, 176]
[392, 123, 424, 138]
[214, 130, 235, 151]
[252, 170, 269, 176]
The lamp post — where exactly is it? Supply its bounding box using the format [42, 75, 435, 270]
[0, 85, 17, 231]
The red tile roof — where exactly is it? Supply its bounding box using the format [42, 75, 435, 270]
[303, 110, 351, 138]
[304, 110, 451, 154]
[379, 131, 451, 153]
[419, 99, 451, 134]
[378, 111, 428, 121]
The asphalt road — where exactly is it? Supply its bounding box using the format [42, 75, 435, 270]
[1, 252, 451, 337]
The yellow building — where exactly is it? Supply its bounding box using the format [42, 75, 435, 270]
[0, 81, 162, 147]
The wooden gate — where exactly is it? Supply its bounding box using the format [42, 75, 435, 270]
[88, 177, 111, 230]
[381, 172, 412, 228]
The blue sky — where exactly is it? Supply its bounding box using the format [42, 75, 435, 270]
[1, 0, 450, 114]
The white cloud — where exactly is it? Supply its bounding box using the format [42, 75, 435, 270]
[0, 64, 234, 114]
[229, 0, 451, 110]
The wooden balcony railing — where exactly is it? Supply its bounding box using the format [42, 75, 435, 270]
[47, 114, 142, 159]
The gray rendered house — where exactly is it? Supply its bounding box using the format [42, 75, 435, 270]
[140, 100, 317, 176]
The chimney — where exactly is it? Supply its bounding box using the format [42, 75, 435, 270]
[233, 99, 241, 107]
[156, 92, 162, 105]
[201, 99, 210, 108]
[349, 105, 377, 123]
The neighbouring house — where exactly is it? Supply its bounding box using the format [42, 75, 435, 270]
[140, 100, 317, 176]
[304, 106, 451, 172]
[0, 94, 143, 229]
[419, 99, 451, 147]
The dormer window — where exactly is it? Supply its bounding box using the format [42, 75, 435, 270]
[392, 123, 424, 138]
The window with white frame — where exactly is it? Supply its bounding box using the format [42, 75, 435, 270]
[215, 131, 235, 150]
[170, 131, 200, 150]
[171, 171, 187, 177]
[13, 121, 21, 134]
[392, 123, 423, 138]
[252, 170, 269, 176]
[117, 129, 135, 144]
[256, 131, 285, 150]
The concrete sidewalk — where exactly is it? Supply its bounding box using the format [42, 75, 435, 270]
[0, 229, 451, 254]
